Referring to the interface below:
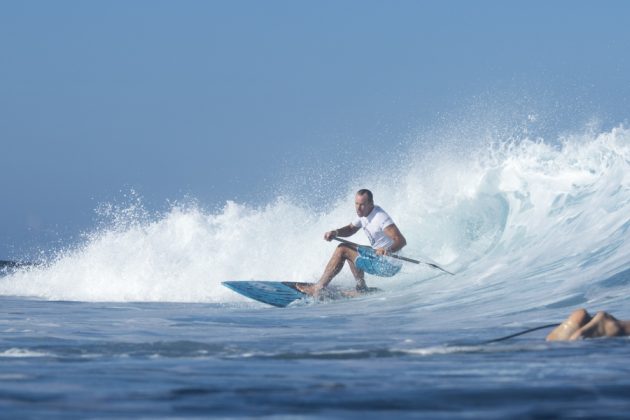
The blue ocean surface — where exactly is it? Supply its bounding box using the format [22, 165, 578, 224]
[2, 297, 630, 418]
[2, 126, 630, 417]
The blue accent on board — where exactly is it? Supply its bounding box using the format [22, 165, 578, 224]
[222, 281, 306, 307]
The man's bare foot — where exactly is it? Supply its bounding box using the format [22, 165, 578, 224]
[355, 278, 368, 292]
[355, 283, 368, 293]
[295, 283, 323, 296]
[570, 311, 623, 340]
[340, 286, 368, 298]
[546, 308, 591, 341]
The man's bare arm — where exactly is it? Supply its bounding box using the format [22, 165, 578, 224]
[376, 224, 406, 255]
[324, 224, 360, 241]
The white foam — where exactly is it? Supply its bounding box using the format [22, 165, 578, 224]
[1, 125, 629, 316]
[0, 348, 51, 358]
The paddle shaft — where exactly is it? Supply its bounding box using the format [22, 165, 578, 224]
[332, 237, 454, 275]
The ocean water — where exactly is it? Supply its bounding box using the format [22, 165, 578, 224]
[2, 124, 630, 418]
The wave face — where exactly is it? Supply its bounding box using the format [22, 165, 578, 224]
[1, 124, 630, 319]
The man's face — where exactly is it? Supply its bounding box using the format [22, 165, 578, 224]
[355, 193, 374, 218]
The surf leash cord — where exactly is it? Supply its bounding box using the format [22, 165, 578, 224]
[482, 323, 561, 344]
[332, 237, 454, 275]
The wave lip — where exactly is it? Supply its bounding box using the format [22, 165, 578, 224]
[0, 125, 629, 313]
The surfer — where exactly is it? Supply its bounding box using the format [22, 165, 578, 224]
[546, 308, 630, 341]
[297, 189, 406, 296]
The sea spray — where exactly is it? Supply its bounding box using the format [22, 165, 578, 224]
[1, 126, 629, 313]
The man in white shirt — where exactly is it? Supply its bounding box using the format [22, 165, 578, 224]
[298, 189, 407, 296]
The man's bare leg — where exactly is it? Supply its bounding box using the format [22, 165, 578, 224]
[345, 253, 367, 292]
[569, 311, 630, 340]
[298, 244, 359, 296]
[546, 308, 591, 341]
[547, 309, 630, 341]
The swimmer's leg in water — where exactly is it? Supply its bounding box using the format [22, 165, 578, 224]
[547, 308, 630, 341]
[546, 308, 592, 341]
[570, 311, 630, 340]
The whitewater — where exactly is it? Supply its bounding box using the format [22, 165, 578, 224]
[2, 124, 630, 417]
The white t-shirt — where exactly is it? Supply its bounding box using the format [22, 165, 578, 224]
[351, 205, 395, 249]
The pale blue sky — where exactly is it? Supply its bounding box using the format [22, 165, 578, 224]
[1, 1, 629, 258]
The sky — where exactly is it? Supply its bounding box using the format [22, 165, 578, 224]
[1, 0, 629, 259]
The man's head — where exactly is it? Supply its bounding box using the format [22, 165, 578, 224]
[355, 189, 374, 217]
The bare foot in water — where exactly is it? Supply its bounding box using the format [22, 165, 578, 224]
[547, 308, 630, 341]
[295, 283, 323, 296]
[570, 311, 624, 340]
[340, 287, 378, 298]
[546, 308, 591, 341]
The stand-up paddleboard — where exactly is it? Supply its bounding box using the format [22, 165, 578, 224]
[222, 281, 380, 308]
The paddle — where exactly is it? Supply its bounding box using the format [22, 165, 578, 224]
[332, 237, 454, 275]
